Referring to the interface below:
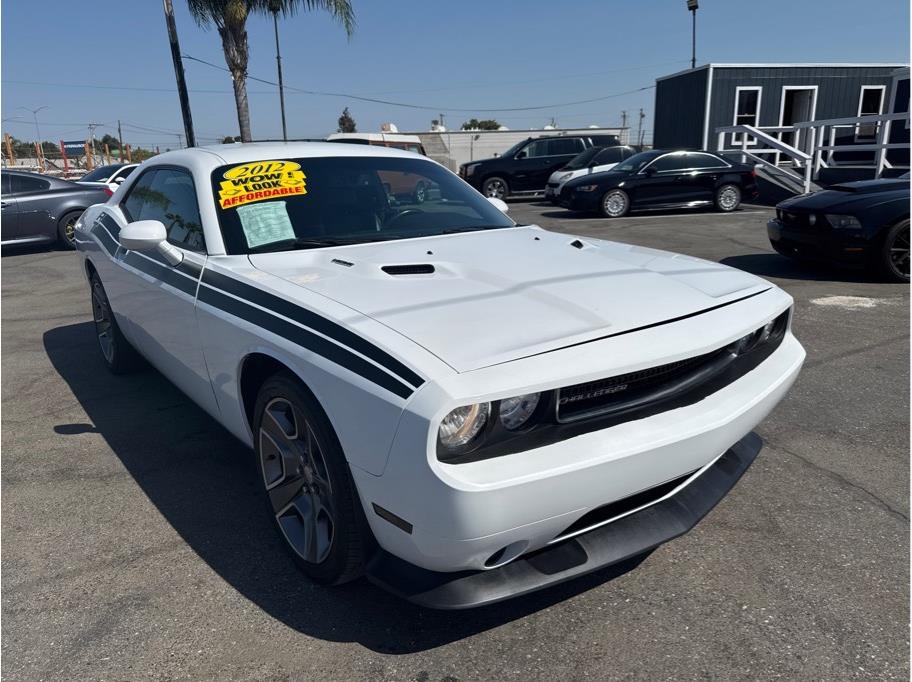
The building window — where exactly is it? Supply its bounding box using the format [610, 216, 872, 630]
[732, 87, 762, 145]
[856, 85, 886, 141]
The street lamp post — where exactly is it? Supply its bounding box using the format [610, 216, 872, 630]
[687, 0, 698, 69]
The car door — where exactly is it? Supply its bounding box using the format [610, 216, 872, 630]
[101, 166, 218, 415]
[633, 153, 693, 206]
[6, 173, 54, 241]
[683, 153, 730, 202]
[0, 173, 19, 240]
[536, 138, 586, 189]
[510, 138, 551, 192]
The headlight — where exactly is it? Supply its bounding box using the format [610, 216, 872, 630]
[498, 393, 540, 430]
[463, 163, 480, 177]
[728, 309, 790, 355]
[826, 214, 862, 229]
[559, 173, 573, 181]
[575, 184, 599, 192]
[438, 402, 490, 450]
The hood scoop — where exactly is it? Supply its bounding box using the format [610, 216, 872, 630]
[381, 263, 436, 276]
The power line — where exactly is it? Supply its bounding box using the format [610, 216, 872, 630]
[180, 54, 656, 113]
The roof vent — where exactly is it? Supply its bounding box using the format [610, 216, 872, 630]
[570, 239, 584, 249]
[331, 258, 354, 267]
[381, 264, 435, 275]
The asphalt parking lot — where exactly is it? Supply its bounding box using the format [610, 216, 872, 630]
[2, 202, 909, 680]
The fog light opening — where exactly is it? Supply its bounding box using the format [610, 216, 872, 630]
[483, 540, 528, 569]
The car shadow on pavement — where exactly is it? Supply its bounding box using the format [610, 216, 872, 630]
[720, 253, 883, 283]
[537, 206, 755, 221]
[44, 322, 650, 654]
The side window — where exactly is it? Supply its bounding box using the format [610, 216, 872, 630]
[522, 139, 550, 158]
[1, 173, 11, 195]
[122, 168, 205, 252]
[651, 154, 688, 172]
[547, 138, 584, 156]
[8, 174, 50, 194]
[686, 153, 727, 169]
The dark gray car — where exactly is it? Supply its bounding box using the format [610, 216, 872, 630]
[1, 170, 110, 249]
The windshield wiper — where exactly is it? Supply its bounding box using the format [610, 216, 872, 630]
[248, 236, 392, 254]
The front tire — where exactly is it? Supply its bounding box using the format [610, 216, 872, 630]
[253, 372, 368, 585]
[57, 210, 83, 249]
[878, 218, 910, 283]
[599, 189, 630, 218]
[89, 273, 142, 374]
[715, 184, 741, 212]
[482, 176, 509, 200]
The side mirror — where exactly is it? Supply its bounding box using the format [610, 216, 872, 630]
[113, 176, 126, 184]
[515, 150, 527, 159]
[120, 220, 183, 266]
[487, 196, 509, 213]
[642, 165, 657, 177]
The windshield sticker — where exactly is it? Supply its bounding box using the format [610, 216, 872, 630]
[236, 201, 295, 248]
[218, 160, 306, 209]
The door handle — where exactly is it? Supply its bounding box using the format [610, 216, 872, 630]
[0, 201, 8, 209]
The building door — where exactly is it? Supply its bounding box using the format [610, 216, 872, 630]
[778, 87, 818, 155]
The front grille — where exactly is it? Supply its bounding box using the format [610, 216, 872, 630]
[557, 347, 728, 422]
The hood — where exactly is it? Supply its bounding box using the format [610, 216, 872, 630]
[564, 168, 629, 188]
[780, 179, 910, 212]
[249, 227, 769, 372]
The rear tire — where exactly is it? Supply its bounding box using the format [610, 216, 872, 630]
[57, 210, 83, 249]
[89, 273, 143, 374]
[878, 219, 910, 283]
[482, 176, 509, 200]
[714, 184, 741, 212]
[253, 372, 369, 585]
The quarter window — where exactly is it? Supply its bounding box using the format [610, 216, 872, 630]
[733, 87, 762, 145]
[122, 168, 205, 252]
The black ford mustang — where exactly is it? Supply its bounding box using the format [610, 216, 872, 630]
[559, 150, 758, 217]
[767, 177, 910, 282]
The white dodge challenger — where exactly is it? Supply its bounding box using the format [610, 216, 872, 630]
[74, 142, 804, 608]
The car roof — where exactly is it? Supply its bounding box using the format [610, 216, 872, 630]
[147, 141, 424, 171]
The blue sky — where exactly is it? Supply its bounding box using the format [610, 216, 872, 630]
[2, 0, 909, 148]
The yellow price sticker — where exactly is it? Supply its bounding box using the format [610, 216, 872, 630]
[218, 160, 307, 209]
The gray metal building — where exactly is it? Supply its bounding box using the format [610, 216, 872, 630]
[653, 63, 908, 151]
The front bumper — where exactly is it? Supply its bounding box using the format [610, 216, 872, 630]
[767, 218, 872, 266]
[366, 431, 762, 609]
[559, 188, 602, 211]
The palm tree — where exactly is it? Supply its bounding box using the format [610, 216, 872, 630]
[188, 0, 355, 142]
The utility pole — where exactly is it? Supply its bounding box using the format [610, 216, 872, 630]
[117, 120, 124, 161]
[268, 1, 288, 141]
[17, 105, 47, 145]
[439, 113, 445, 130]
[87, 122, 102, 166]
[637, 108, 645, 147]
[163, 0, 196, 147]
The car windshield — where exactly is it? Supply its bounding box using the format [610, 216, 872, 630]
[498, 139, 529, 159]
[612, 151, 662, 174]
[563, 147, 603, 170]
[80, 164, 122, 182]
[211, 156, 516, 254]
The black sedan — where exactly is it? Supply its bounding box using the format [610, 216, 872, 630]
[767, 177, 910, 282]
[1, 170, 110, 249]
[559, 150, 759, 218]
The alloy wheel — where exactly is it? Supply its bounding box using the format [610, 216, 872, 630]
[718, 186, 740, 211]
[889, 223, 910, 278]
[603, 190, 627, 217]
[91, 283, 115, 363]
[64, 215, 79, 244]
[259, 397, 335, 564]
[485, 179, 506, 199]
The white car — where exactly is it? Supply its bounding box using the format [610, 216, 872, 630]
[544, 145, 637, 203]
[74, 142, 804, 609]
[77, 163, 138, 193]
